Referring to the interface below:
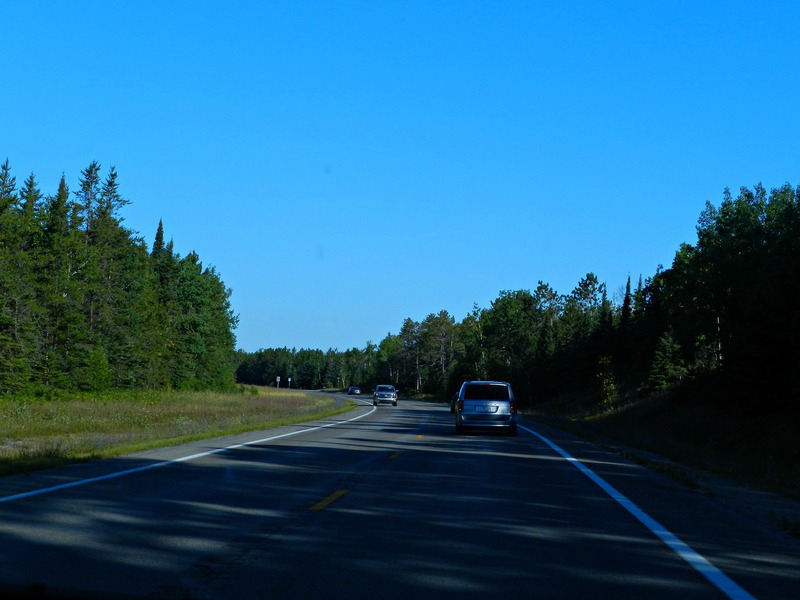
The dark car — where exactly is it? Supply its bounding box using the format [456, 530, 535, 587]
[454, 380, 517, 435]
[373, 384, 398, 406]
[347, 386, 361, 395]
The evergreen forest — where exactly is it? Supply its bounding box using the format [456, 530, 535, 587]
[0, 160, 238, 395]
[3, 157, 797, 416]
[237, 182, 800, 416]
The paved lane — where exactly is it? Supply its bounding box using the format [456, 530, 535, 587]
[0, 399, 797, 599]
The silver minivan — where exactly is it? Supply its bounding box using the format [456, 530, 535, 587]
[454, 381, 517, 435]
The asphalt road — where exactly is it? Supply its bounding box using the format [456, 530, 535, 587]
[0, 397, 798, 599]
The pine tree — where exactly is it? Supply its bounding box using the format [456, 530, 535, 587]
[0, 160, 237, 392]
[0, 161, 35, 392]
[0, 158, 17, 214]
[620, 276, 632, 333]
[38, 174, 90, 389]
[44, 176, 70, 236]
[648, 330, 686, 391]
[96, 166, 129, 221]
[151, 219, 166, 259]
[74, 160, 101, 234]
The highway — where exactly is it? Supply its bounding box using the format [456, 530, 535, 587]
[0, 397, 798, 599]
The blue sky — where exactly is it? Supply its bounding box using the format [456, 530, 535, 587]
[5, 1, 800, 352]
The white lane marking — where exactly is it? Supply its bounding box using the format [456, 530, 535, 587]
[520, 424, 755, 600]
[0, 402, 377, 505]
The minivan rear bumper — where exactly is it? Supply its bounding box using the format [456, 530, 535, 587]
[456, 412, 516, 430]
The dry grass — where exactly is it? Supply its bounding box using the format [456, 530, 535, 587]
[0, 387, 353, 476]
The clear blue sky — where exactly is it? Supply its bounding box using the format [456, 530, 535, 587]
[5, 1, 799, 352]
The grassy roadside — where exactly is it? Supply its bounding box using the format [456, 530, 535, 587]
[0, 386, 354, 477]
[529, 391, 800, 502]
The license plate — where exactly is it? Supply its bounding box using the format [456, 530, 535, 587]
[476, 404, 497, 413]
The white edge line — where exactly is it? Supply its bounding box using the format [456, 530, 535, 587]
[1, 401, 377, 504]
[520, 424, 756, 600]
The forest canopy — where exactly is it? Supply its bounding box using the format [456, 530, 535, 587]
[2, 157, 796, 410]
[237, 182, 800, 413]
[0, 159, 238, 394]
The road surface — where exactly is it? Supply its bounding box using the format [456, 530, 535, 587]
[0, 397, 797, 598]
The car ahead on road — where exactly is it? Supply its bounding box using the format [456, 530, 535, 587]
[347, 386, 361, 395]
[373, 384, 398, 406]
[454, 380, 517, 435]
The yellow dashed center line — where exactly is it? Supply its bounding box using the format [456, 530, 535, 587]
[310, 489, 348, 511]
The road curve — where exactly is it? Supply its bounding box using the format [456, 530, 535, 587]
[0, 398, 797, 599]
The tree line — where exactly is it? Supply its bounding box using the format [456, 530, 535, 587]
[0, 159, 238, 395]
[237, 182, 800, 413]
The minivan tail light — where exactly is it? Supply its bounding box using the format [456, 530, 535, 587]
[457, 399, 464, 412]
[509, 399, 517, 414]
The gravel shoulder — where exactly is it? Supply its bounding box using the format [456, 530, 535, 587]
[603, 442, 800, 538]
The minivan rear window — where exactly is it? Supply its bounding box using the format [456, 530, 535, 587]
[463, 384, 509, 401]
